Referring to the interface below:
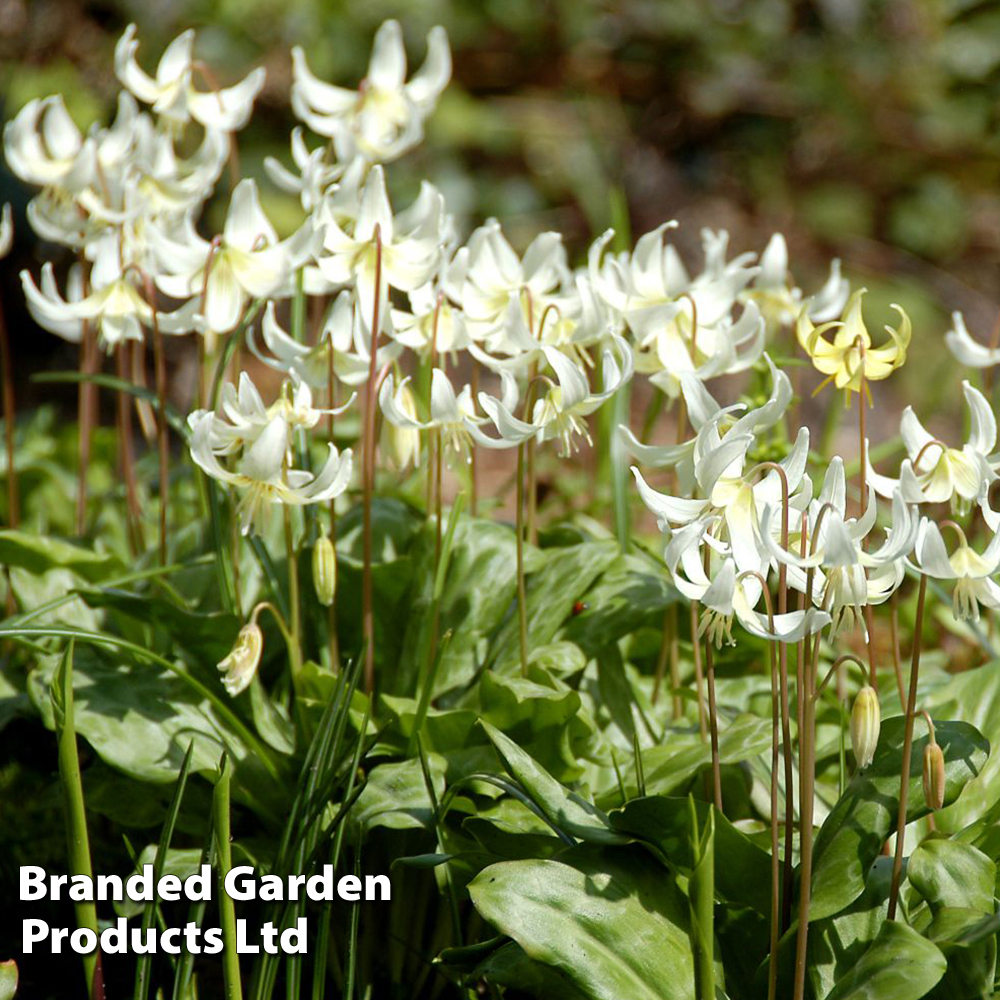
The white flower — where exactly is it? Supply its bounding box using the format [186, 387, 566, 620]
[761, 466, 917, 639]
[21, 233, 194, 351]
[866, 382, 996, 515]
[911, 519, 1000, 623]
[690, 556, 831, 648]
[744, 232, 850, 328]
[249, 292, 400, 389]
[115, 24, 265, 131]
[379, 368, 529, 458]
[317, 165, 443, 330]
[217, 623, 263, 696]
[633, 421, 811, 579]
[291, 20, 451, 163]
[945, 311, 1000, 369]
[151, 179, 315, 333]
[190, 411, 352, 535]
[4, 95, 90, 189]
[264, 128, 344, 212]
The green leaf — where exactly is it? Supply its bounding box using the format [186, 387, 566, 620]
[114, 847, 205, 918]
[810, 717, 989, 921]
[348, 756, 445, 835]
[600, 713, 772, 806]
[27, 644, 276, 810]
[609, 795, 773, 915]
[490, 539, 618, 674]
[924, 663, 1000, 832]
[907, 839, 996, 915]
[396, 516, 518, 695]
[471, 940, 590, 1000]
[808, 856, 893, 1000]
[0, 529, 120, 582]
[80, 588, 240, 665]
[469, 847, 701, 1000]
[481, 720, 626, 845]
[559, 551, 677, 658]
[823, 921, 946, 1000]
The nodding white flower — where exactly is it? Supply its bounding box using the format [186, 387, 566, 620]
[457, 220, 568, 344]
[250, 293, 400, 390]
[797, 288, 911, 399]
[619, 353, 793, 494]
[390, 280, 470, 357]
[3, 95, 91, 189]
[291, 20, 451, 163]
[669, 547, 830, 647]
[190, 410, 352, 536]
[151, 178, 316, 334]
[317, 165, 443, 331]
[744, 232, 850, 328]
[194, 370, 353, 456]
[945, 311, 1000, 369]
[115, 24, 265, 131]
[20, 233, 194, 351]
[0, 204, 12, 258]
[910, 518, 1000, 623]
[264, 128, 344, 212]
[479, 336, 632, 456]
[866, 382, 996, 516]
[633, 418, 810, 579]
[217, 623, 263, 696]
[380, 367, 529, 459]
[761, 465, 917, 639]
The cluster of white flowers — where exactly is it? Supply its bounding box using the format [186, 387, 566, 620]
[6, 18, 1000, 643]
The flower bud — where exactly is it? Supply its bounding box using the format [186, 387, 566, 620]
[217, 623, 263, 697]
[312, 534, 336, 607]
[850, 685, 880, 770]
[382, 381, 420, 469]
[923, 742, 946, 811]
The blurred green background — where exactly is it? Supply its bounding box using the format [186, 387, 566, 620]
[1, 0, 999, 419]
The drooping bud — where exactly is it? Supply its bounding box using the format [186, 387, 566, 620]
[217, 623, 263, 696]
[312, 534, 337, 607]
[382, 380, 420, 469]
[923, 739, 946, 811]
[850, 685, 880, 770]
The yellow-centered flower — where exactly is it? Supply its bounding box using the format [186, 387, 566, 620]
[797, 289, 910, 403]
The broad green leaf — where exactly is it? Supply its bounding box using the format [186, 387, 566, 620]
[907, 839, 995, 915]
[481, 720, 626, 845]
[469, 847, 700, 1000]
[688, 804, 716, 1000]
[26, 644, 275, 810]
[923, 905, 999, 1000]
[472, 941, 590, 1000]
[600, 713, 772, 807]
[808, 856, 893, 1000]
[810, 717, 989, 921]
[0, 529, 120, 581]
[490, 539, 618, 674]
[348, 756, 445, 835]
[824, 921, 946, 1000]
[924, 663, 1000, 832]
[609, 796, 772, 914]
[559, 551, 677, 658]
[80, 588, 240, 664]
[395, 517, 518, 696]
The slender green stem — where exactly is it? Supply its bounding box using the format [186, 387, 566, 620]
[213, 754, 243, 1000]
[284, 506, 302, 686]
[515, 442, 529, 677]
[887, 572, 928, 920]
[52, 642, 102, 999]
[361, 226, 383, 694]
[704, 637, 722, 812]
